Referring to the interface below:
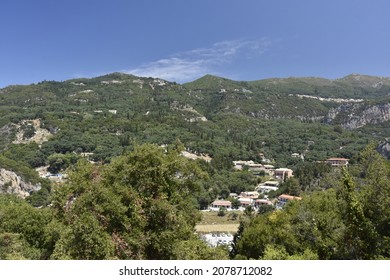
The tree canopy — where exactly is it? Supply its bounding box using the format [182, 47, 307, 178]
[230, 146, 390, 260]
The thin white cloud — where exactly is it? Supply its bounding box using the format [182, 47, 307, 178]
[125, 38, 270, 82]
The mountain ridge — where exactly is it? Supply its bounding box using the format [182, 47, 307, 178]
[3, 72, 390, 91]
[186, 73, 390, 85]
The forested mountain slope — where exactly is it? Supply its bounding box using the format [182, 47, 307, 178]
[0, 73, 389, 260]
[1, 72, 390, 175]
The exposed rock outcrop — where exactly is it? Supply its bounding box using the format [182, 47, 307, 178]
[0, 168, 41, 198]
[12, 119, 53, 146]
[342, 103, 390, 129]
[377, 139, 390, 159]
[323, 103, 390, 129]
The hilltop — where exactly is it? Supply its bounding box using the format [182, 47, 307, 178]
[185, 73, 390, 98]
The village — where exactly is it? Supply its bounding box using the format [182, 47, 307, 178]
[197, 156, 349, 248]
[36, 146, 349, 209]
[208, 156, 349, 212]
[209, 159, 298, 213]
[33, 146, 349, 249]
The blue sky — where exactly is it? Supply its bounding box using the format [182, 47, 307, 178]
[1, 0, 390, 87]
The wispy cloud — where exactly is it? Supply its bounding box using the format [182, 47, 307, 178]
[125, 38, 270, 82]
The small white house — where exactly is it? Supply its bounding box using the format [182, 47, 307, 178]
[256, 185, 279, 194]
[255, 181, 279, 193]
[210, 200, 232, 211]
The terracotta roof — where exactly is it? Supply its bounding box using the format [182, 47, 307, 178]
[255, 199, 273, 205]
[239, 191, 259, 198]
[278, 194, 302, 201]
[211, 200, 232, 207]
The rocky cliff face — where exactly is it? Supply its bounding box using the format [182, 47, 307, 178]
[0, 169, 41, 198]
[342, 103, 390, 129]
[324, 103, 390, 129]
[377, 139, 390, 159]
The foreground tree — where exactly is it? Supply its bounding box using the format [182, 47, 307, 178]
[48, 144, 214, 259]
[337, 144, 390, 259]
[0, 195, 52, 259]
[231, 145, 390, 260]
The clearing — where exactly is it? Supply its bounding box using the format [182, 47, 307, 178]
[195, 211, 241, 233]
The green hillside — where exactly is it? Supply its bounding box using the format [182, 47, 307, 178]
[1, 73, 389, 168]
[0, 73, 389, 260]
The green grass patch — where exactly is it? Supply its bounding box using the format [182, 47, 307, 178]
[196, 211, 242, 233]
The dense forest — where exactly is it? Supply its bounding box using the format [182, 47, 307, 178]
[0, 73, 389, 259]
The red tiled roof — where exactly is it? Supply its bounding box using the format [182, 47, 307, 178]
[212, 200, 232, 207]
[255, 199, 272, 205]
[278, 194, 302, 201]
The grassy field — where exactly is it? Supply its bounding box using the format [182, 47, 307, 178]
[195, 224, 239, 233]
[195, 211, 241, 233]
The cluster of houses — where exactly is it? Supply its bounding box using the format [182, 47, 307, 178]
[209, 192, 302, 212]
[233, 157, 348, 179]
[209, 160, 296, 211]
[209, 178, 302, 212]
[208, 156, 349, 212]
[232, 160, 294, 181]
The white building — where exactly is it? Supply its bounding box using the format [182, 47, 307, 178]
[209, 200, 232, 211]
[255, 181, 279, 194]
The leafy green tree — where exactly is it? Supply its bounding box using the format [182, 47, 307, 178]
[257, 204, 275, 215]
[217, 207, 226, 217]
[0, 194, 52, 259]
[2, 143, 46, 168]
[289, 189, 343, 259]
[26, 179, 52, 207]
[278, 177, 301, 196]
[22, 125, 36, 139]
[0, 233, 41, 260]
[229, 211, 239, 221]
[47, 153, 79, 173]
[336, 145, 390, 259]
[230, 198, 241, 209]
[262, 244, 318, 260]
[337, 168, 378, 259]
[231, 189, 344, 260]
[172, 238, 229, 260]
[51, 212, 115, 260]
[231, 145, 390, 260]
[49, 144, 207, 260]
[357, 146, 390, 258]
[119, 134, 130, 147]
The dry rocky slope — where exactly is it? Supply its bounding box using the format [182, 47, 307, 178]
[0, 168, 41, 198]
